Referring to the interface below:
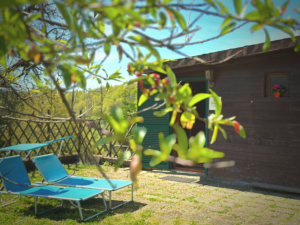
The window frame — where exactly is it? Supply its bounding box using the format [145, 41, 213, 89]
[265, 72, 290, 97]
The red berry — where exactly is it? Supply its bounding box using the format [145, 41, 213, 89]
[163, 77, 171, 85]
[232, 121, 240, 134]
[133, 22, 141, 28]
[281, 6, 287, 15]
[153, 73, 160, 79]
[138, 81, 147, 93]
[168, 96, 175, 102]
[138, 80, 143, 88]
[135, 71, 141, 77]
[127, 63, 131, 72]
[71, 74, 77, 83]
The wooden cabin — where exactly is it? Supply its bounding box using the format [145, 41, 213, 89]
[138, 36, 300, 188]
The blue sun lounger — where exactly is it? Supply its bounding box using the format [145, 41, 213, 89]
[32, 154, 133, 210]
[0, 155, 107, 221]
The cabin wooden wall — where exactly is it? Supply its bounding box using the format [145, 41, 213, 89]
[207, 52, 300, 187]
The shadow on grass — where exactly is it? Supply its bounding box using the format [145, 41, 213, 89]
[152, 170, 300, 200]
[17, 197, 146, 222]
[195, 179, 300, 200]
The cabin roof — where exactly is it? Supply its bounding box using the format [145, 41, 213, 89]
[145, 36, 300, 74]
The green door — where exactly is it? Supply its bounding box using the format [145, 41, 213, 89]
[137, 87, 171, 169]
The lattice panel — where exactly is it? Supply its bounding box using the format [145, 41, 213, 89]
[0, 118, 132, 159]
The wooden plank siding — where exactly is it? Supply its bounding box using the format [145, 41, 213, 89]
[174, 51, 300, 187]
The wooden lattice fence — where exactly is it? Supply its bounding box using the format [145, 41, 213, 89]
[0, 117, 133, 159]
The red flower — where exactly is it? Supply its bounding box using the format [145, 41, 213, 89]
[273, 84, 280, 89]
[232, 121, 240, 134]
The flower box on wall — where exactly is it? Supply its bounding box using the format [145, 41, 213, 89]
[265, 73, 289, 97]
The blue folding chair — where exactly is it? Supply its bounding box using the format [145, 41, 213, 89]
[32, 154, 133, 210]
[44, 135, 74, 157]
[0, 155, 107, 221]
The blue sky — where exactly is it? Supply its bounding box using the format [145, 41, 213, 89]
[87, 0, 300, 89]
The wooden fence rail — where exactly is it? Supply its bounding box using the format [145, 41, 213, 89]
[0, 116, 133, 159]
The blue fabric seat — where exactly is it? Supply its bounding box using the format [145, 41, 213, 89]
[32, 154, 133, 210]
[0, 155, 107, 221]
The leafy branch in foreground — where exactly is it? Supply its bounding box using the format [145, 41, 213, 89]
[0, 0, 299, 188]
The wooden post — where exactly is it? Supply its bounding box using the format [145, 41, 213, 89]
[78, 110, 82, 154]
[8, 120, 12, 146]
[46, 109, 50, 153]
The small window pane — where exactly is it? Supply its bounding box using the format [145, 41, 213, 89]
[265, 73, 289, 97]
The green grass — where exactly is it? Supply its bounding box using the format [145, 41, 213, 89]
[1, 164, 300, 224]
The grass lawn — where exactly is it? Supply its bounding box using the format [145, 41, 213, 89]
[1, 163, 300, 225]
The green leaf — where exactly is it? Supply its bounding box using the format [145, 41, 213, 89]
[138, 93, 148, 106]
[0, 36, 7, 55]
[220, 22, 236, 36]
[146, 64, 166, 74]
[111, 107, 123, 122]
[234, 0, 242, 14]
[188, 93, 212, 107]
[220, 17, 233, 29]
[159, 12, 167, 28]
[198, 147, 224, 159]
[144, 149, 161, 157]
[244, 10, 260, 20]
[168, 8, 187, 31]
[172, 124, 188, 151]
[166, 65, 176, 84]
[217, 1, 229, 14]
[194, 131, 206, 150]
[271, 24, 295, 42]
[263, 28, 271, 52]
[0, 55, 6, 70]
[56, 3, 72, 27]
[112, 24, 120, 36]
[250, 23, 264, 32]
[164, 134, 176, 155]
[209, 89, 222, 116]
[114, 151, 131, 172]
[211, 125, 218, 144]
[132, 127, 147, 145]
[238, 124, 246, 138]
[294, 8, 300, 14]
[169, 110, 177, 126]
[96, 78, 101, 84]
[25, 13, 41, 24]
[295, 39, 300, 52]
[106, 82, 110, 92]
[97, 21, 105, 33]
[180, 111, 195, 129]
[104, 42, 111, 55]
[153, 107, 173, 117]
[217, 125, 227, 139]
[30, 73, 42, 88]
[172, 144, 187, 159]
[93, 138, 109, 149]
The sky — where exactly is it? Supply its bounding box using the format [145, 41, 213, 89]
[87, 0, 300, 89]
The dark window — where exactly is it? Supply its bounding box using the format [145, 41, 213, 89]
[265, 73, 289, 97]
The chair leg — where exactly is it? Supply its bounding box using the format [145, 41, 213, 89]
[76, 201, 84, 221]
[109, 184, 134, 211]
[0, 193, 20, 208]
[109, 191, 112, 210]
[80, 193, 108, 222]
[34, 197, 64, 216]
[34, 196, 38, 215]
